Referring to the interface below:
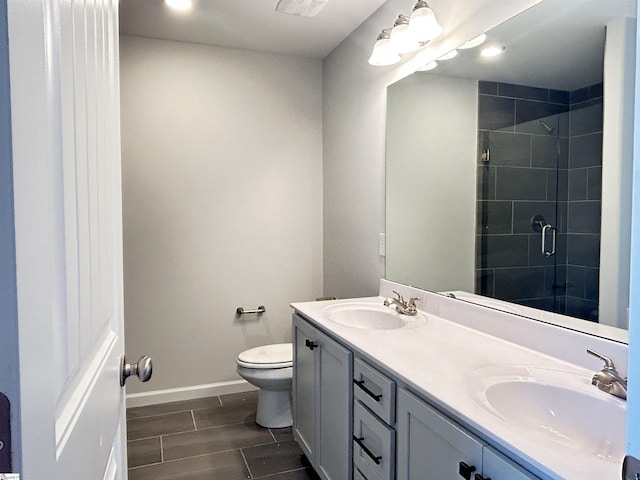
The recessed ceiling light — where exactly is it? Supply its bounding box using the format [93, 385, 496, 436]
[276, 0, 328, 17]
[480, 46, 505, 57]
[459, 33, 487, 50]
[438, 49, 458, 61]
[165, 0, 192, 11]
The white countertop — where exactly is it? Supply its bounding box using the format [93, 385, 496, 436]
[291, 284, 627, 480]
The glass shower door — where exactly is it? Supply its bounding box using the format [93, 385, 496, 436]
[476, 81, 602, 322]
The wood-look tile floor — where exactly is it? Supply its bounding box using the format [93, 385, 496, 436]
[127, 391, 320, 480]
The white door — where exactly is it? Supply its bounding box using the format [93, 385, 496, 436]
[6, 0, 140, 478]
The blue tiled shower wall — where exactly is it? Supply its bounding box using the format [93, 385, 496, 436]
[476, 81, 602, 321]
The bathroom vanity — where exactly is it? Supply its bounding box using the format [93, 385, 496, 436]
[290, 280, 627, 480]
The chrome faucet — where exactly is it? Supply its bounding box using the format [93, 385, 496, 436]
[383, 291, 419, 316]
[587, 349, 627, 400]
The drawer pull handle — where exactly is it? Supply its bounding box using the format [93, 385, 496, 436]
[305, 339, 317, 350]
[353, 436, 382, 465]
[353, 379, 382, 401]
[474, 475, 491, 480]
[458, 462, 477, 480]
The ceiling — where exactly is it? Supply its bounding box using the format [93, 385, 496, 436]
[119, 0, 388, 59]
[420, 0, 636, 91]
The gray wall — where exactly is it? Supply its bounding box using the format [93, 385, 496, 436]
[120, 36, 323, 395]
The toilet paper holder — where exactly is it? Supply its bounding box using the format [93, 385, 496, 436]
[236, 305, 266, 315]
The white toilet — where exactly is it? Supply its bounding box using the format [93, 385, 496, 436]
[236, 343, 293, 428]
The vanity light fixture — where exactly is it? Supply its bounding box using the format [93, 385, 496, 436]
[480, 45, 505, 57]
[459, 33, 487, 49]
[368, 29, 402, 66]
[368, 1, 442, 66]
[409, 1, 443, 42]
[164, 0, 192, 11]
[438, 49, 458, 60]
[417, 61, 438, 71]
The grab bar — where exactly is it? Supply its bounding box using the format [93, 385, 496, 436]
[236, 306, 266, 315]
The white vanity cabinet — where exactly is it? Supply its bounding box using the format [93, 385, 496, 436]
[292, 312, 541, 480]
[292, 313, 353, 480]
[397, 389, 540, 480]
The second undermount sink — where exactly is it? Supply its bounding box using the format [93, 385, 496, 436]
[322, 302, 427, 330]
[466, 365, 626, 460]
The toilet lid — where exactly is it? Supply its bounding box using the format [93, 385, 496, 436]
[237, 343, 293, 369]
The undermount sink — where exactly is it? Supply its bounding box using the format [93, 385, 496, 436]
[466, 365, 626, 460]
[322, 302, 427, 330]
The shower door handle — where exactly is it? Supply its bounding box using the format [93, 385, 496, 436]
[542, 224, 556, 257]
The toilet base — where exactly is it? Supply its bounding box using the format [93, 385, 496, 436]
[256, 389, 292, 428]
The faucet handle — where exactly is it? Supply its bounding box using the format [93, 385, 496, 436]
[408, 297, 420, 307]
[587, 349, 616, 369]
[392, 290, 404, 302]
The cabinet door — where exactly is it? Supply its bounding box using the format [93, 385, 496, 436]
[292, 314, 353, 480]
[397, 389, 484, 480]
[292, 314, 318, 461]
[316, 327, 353, 480]
[482, 446, 541, 480]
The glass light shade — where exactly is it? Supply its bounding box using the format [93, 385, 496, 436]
[438, 49, 458, 61]
[417, 61, 438, 71]
[165, 0, 193, 10]
[409, 5, 443, 42]
[368, 37, 401, 66]
[459, 34, 487, 50]
[389, 16, 420, 54]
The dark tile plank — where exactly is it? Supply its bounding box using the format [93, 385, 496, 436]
[253, 467, 320, 479]
[162, 422, 273, 461]
[127, 411, 195, 440]
[127, 397, 222, 420]
[128, 449, 250, 480]
[193, 402, 256, 429]
[128, 437, 162, 468]
[219, 390, 258, 406]
[242, 440, 309, 478]
[270, 426, 294, 442]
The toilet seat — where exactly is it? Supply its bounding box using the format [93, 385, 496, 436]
[237, 343, 292, 369]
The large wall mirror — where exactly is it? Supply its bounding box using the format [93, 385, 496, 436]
[385, 0, 636, 338]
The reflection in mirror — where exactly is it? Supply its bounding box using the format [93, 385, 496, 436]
[385, 0, 636, 335]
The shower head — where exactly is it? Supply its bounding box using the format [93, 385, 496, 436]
[537, 120, 554, 132]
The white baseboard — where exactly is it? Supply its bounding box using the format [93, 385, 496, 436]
[126, 380, 257, 408]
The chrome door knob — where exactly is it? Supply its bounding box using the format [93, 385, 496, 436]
[120, 355, 153, 386]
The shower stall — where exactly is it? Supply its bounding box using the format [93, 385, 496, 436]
[476, 81, 603, 322]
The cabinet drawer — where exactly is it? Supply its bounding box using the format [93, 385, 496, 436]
[353, 358, 395, 424]
[353, 401, 395, 480]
